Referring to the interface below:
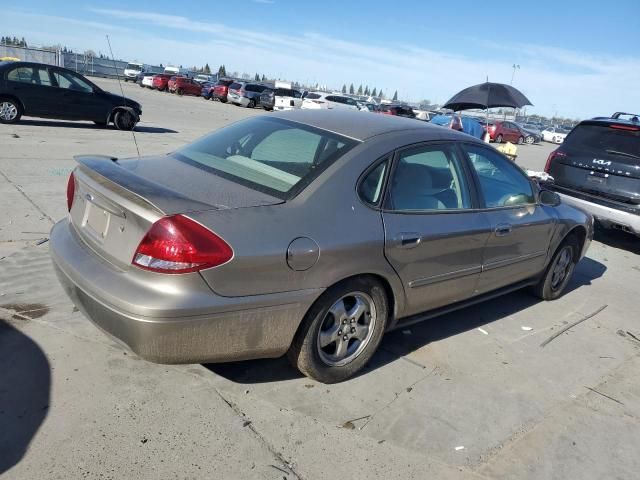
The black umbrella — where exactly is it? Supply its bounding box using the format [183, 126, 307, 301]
[443, 82, 533, 111]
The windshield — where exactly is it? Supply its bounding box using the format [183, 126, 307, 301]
[564, 124, 639, 158]
[174, 117, 359, 199]
[126, 63, 142, 71]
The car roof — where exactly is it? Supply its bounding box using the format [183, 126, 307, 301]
[272, 109, 473, 141]
[581, 115, 640, 129]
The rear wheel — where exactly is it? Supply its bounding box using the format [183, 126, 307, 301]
[532, 236, 578, 300]
[525, 135, 534, 144]
[517, 136, 524, 145]
[287, 277, 388, 383]
[247, 98, 256, 108]
[495, 134, 503, 143]
[113, 110, 136, 131]
[176, 88, 184, 96]
[0, 98, 22, 124]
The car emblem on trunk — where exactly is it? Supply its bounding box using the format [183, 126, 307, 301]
[592, 159, 612, 166]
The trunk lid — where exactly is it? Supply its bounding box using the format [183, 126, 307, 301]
[550, 122, 640, 204]
[69, 155, 281, 268]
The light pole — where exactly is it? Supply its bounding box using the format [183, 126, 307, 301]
[510, 64, 520, 85]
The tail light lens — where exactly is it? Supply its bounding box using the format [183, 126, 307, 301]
[545, 150, 566, 173]
[132, 215, 233, 274]
[66, 172, 76, 212]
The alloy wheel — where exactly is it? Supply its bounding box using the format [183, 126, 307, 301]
[316, 292, 376, 367]
[0, 101, 18, 121]
[551, 246, 572, 291]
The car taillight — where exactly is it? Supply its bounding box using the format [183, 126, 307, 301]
[545, 150, 566, 173]
[66, 172, 76, 212]
[132, 215, 233, 274]
[610, 124, 640, 131]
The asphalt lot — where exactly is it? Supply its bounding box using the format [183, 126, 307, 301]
[1, 78, 639, 480]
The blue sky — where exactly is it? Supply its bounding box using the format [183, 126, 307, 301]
[5, 1, 640, 118]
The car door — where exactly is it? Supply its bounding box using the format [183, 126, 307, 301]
[50, 69, 106, 121]
[4, 65, 54, 116]
[381, 143, 491, 316]
[460, 143, 556, 294]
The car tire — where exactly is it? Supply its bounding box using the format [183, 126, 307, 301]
[113, 110, 137, 131]
[176, 88, 184, 96]
[495, 134, 503, 143]
[287, 276, 388, 383]
[0, 97, 23, 124]
[517, 136, 524, 145]
[525, 135, 534, 144]
[247, 99, 256, 108]
[531, 236, 579, 301]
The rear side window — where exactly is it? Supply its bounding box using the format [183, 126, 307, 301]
[564, 124, 639, 158]
[388, 145, 471, 211]
[174, 117, 358, 198]
[359, 160, 388, 206]
[463, 144, 534, 208]
[305, 93, 322, 100]
[7, 66, 51, 86]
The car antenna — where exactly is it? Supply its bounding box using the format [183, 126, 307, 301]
[105, 34, 141, 159]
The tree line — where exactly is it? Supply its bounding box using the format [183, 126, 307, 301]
[339, 83, 399, 101]
[1, 36, 27, 47]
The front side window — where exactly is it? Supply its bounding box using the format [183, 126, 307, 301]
[463, 144, 535, 208]
[175, 117, 358, 198]
[53, 70, 93, 93]
[388, 145, 471, 211]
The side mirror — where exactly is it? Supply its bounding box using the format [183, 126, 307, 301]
[539, 189, 561, 207]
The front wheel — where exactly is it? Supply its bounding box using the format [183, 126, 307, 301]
[495, 134, 503, 143]
[0, 98, 22, 124]
[525, 135, 534, 144]
[113, 110, 137, 131]
[517, 136, 524, 145]
[176, 88, 184, 96]
[287, 277, 388, 383]
[531, 237, 578, 300]
[247, 98, 256, 108]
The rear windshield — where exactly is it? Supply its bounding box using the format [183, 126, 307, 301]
[564, 124, 640, 158]
[229, 82, 242, 90]
[174, 117, 359, 199]
[305, 93, 322, 100]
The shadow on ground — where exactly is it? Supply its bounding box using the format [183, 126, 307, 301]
[15, 119, 177, 133]
[206, 256, 606, 385]
[0, 319, 51, 475]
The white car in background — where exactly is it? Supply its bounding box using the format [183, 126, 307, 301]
[141, 74, 155, 88]
[123, 62, 144, 82]
[542, 126, 572, 144]
[301, 92, 359, 111]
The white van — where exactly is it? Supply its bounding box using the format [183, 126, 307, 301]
[123, 62, 144, 82]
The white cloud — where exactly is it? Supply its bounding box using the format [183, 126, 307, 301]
[5, 8, 639, 118]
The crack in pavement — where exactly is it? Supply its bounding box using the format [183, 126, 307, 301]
[0, 168, 54, 224]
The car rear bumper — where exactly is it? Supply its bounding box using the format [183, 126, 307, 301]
[554, 187, 640, 235]
[50, 219, 322, 363]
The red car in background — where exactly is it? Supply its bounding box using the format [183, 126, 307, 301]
[485, 120, 526, 144]
[167, 76, 183, 93]
[151, 74, 172, 91]
[172, 77, 202, 96]
[213, 78, 234, 102]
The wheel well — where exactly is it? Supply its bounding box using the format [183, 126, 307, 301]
[564, 226, 587, 261]
[0, 94, 24, 112]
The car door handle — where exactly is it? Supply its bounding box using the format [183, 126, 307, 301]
[495, 223, 512, 236]
[396, 232, 421, 248]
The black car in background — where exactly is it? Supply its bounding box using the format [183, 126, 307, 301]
[545, 112, 640, 236]
[0, 61, 142, 130]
